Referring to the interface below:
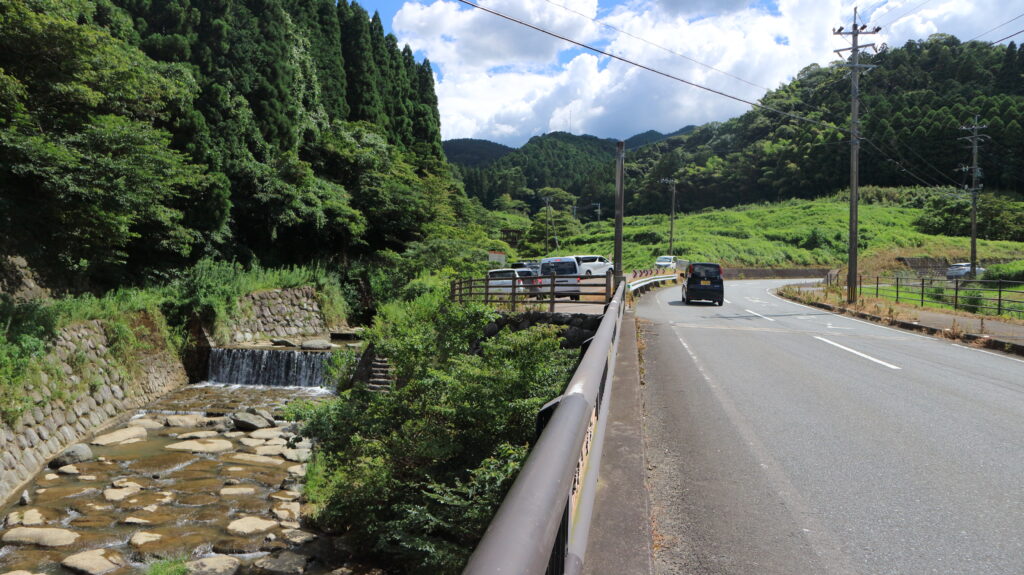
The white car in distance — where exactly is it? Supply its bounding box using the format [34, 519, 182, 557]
[572, 255, 613, 276]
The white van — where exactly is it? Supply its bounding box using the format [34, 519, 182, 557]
[571, 255, 613, 276]
[538, 256, 583, 300]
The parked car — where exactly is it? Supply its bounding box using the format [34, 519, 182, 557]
[539, 256, 583, 300]
[487, 268, 536, 294]
[510, 260, 541, 275]
[682, 262, 724, 305]
[946, 262, 986, 279]
[655, 255, 674, 269]
[571, 254, 614, 276]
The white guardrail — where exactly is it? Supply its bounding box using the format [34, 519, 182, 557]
[626, 274, 677, 293]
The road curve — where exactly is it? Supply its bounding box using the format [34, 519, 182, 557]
[638, 279, 1024, 575]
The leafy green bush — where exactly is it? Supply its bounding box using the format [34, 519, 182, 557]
[984, 260, 1024, 282]
[298, 292, 576, 573]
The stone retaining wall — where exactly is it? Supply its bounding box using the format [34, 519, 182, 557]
[485, 311, 604, 349]
[0, 320, 186, 505]
[225, 286, 328, 345]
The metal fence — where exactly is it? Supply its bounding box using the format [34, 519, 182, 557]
[451, 274, 615, 312]
[463, 282, 625, 575]
[824, 274, 1024, 318]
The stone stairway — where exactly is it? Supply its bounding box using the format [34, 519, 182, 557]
[366, 356, 393, 392]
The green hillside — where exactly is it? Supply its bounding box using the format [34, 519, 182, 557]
[551, 195, 1024, 273]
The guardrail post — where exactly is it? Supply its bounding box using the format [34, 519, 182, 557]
[895, 277, 900, 303]
[920, 278, 925, 307]
[954, 279, 960, 311]
[605, 272, 613, 304]
[998, 280, 1003, 315]
[511, 279, 518, 312]
[483, 277, 491, 306]
[875, 276, 879, 297]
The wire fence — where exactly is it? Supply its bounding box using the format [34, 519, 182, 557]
[824, 274, 1024, 319]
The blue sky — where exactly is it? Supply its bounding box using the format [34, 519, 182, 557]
[361, 0, 1024, 146]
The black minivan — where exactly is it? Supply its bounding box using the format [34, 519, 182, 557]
[682, 262, 724, 305]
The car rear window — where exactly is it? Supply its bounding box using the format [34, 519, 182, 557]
[489, 270, 515, 279]
[541, 261, 578, 275]
[690, 264, 722, 278]
[516, 270, 534, 277]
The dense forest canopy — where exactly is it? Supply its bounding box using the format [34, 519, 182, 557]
[0, 0, 503, 304]
[448, 34, 1024, 242]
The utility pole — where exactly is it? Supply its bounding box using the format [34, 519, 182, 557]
[834, 8, 880, 303]
[614, 142, 625, 286]
[960, 116, 986, 278]
[659, 178, 678, 255]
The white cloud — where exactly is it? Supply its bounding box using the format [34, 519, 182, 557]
[393, 0, 1024, 146]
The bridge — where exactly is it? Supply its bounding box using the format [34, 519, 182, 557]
[464, 275, 1024, 575]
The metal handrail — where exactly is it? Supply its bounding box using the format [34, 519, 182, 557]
[464, 282, 625, 575]
[627, 274, 676, 292]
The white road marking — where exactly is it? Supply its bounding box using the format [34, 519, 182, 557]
[673, 331, 860, 575]
[951, 344, 1024, 365]
[814, 336, 901, 370]
[826, 323, 853, 330]
[724, 299, 732, 304]
[765, 288, 935, 341]
[745, 309, 775, 322]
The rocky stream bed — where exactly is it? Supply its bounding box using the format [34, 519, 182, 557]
[0, 384, 371, 575]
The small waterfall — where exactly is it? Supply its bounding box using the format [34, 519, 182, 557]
[207, 347, 330, 387]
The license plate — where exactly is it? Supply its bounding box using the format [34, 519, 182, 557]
[701, 280, 710, 285]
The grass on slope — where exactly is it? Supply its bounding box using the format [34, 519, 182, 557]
[550, 198, 1024, 273]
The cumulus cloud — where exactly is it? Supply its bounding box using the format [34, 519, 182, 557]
[393, 0, 1020, 146]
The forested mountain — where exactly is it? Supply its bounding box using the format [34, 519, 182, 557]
[0, 0, 479, 297]
[442, 138, 514, 167]
[450, 35, 1024, 229]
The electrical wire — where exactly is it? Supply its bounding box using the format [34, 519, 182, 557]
[452, 0, 846, 135]
[873, 0, 937, 28]
[967, 12, 1024, 42]
[541, 0, 771, 92]
[988, 27, 1024, 45]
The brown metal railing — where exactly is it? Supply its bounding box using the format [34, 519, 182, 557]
[463, 282, 625, 575]
[451, 274, 615, 312]
[824, 274, 1024, 318]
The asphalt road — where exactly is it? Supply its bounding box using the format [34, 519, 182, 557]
[638, 279, 1024, 575]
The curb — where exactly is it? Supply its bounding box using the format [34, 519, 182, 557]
[796, 299, 1024, 358]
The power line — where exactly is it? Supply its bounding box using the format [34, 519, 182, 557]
[989, 27, 1024, 45]
[873, 0, 937, 28]
[541, 0, 771, 92]
[453, 0, 845, 136]
[967, 12, 1024, 42]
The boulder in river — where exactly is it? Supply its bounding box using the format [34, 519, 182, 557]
[252, 551, 310, 575]
[300, 339, 332, 350]
[226, 516, 278, 536]
[231, 412, 273, 431]
[166, 438, 234, 453]
[50, 444, 94, 468]
[61, 548, 127, 575]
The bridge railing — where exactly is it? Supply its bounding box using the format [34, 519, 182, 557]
[464, 281, 625, 575]
[451, 273, 614, 312]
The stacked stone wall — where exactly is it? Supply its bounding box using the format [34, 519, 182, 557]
[0, 320, 186, 504]
[225, 286, 328, 345]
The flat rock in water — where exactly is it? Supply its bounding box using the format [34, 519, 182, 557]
[2, 571, 47, 575]
[238, 437, 265, 447]
[282, 529, 317, 545]
[255, 445, 285, 457]
[300, 339, 332, 350]
[166, 439, 233, 453]
[271, 502, 300, 522]
[219, 486, 256, 496]
[226, 516, 278, 536]
[129, 531, 162, 547]
[2, 527, 80, 547]
[282, 448, 310, 463]
[129, 418, 166, 430]
[103, 485, 142, 502]
[271, 339, 300, 347]
[91, 427, 147, 446]
[5, 508, 53, 527]
[226, 453, 285, 467]
[184, 555, 242, 575]
[269, 490, 300, 502]
[60, 548, 127, 575]
[56, 464, 81, 475]
[249, 428, 285, 440]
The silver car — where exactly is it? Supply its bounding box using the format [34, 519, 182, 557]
[946, 263, 985, 279]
